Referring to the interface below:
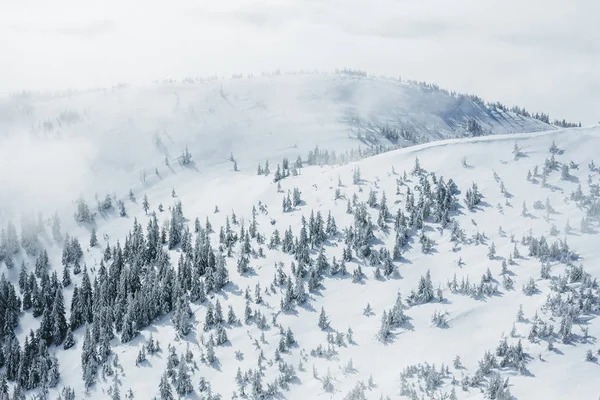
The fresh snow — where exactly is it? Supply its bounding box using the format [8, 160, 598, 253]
[0, 75, 598, 400]
[0, 72, 554, 217]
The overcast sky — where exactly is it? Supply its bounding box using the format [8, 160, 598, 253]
[2, 0, 598, 124]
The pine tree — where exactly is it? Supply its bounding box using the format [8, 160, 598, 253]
[175, 360, 193, 396]
[172, 296, 192, 336]
[216, 325, 228, 345]
[488, 241, 496, 259]
[166, 346, 179, 377]
[205, 336, 216, 364]
[69, 285, 83, 330]
[408, 270, 434, 305]
[281, 278, 295, 312]
[204, 305, 215, 331]
[158, 371, 174, 400]
[214, 299, 224, 324]
[80, 265, 93, 323]
[142, 194, 150, 214]
[293, 274, 306, 304]
[377, 310, 391, 342]
[211, 255, 228, 292]
[292, 187, 302, 207]
[227, 305, 238, 324]
[81, 325, 98, 388]
[251, 370, 263, 399]
[353, 167, 361, 184]
[63, 328, 75, 349]
[111, 374, 121, 400]
[89, 227, 98, 247]
[168, 202, 184, 249]
[318, 307, 330, 330]
[39, 308, 54, 345]
[120, 294, 137, 343]
[51, 289, 68, 345]
[516, 304, 525, 322]
[0, 374, 8, 399]
[244, 301, 253, 324]
[62, 263, 71, 287]
[521, 201, 528, 216]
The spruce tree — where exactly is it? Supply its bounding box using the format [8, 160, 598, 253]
[227, 305, 238, 324]
[81, 325, 98, 388]
[158, 371, 174, 400]
[205, 336, 216, 364]
[318, 307, 330, 330]
[89, 228, 98, 247]
[378, 310, 391, 341]
[39, 308, 53, 345]
[120, 294, 137, 343]
[51, 289, 68, 345]
[172, 296, 192, 336]
[0, 373, 7, 399]
[143, 194, 150, 214]
[62, 263, 71, 287]
[63, 328, 75, 349]
[69, 285, 83, 330]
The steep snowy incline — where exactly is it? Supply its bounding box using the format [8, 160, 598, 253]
[0, 72, 555, 217]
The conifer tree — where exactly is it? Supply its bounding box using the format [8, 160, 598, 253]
[318, 307, 330, 330]
[158, 371, 174, 400]
[378, 310, 391, 342]
[81, 325, 98, 388]
[63, 328, 75, 349]
[62, 263, 71, 287]
[89, 227, 98, 247]
[205, 336, 216, 364]
[172, 296, 192, 336]
[120, 294, 137, 343]
[227, 305, 238, 324]
[175, 360, 194, 396]
[488, 241, 496, 259]
[142, 194, 150, 215]
[51, 289, 68, 345]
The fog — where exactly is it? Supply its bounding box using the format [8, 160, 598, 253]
[0, 0, 599, 219]
[2, 0, 598, 124]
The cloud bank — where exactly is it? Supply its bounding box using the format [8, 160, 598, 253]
[1, 0, 598, 124]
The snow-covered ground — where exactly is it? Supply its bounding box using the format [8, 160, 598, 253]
[0, 72, 554, 218]
[0, 75, 597, 400]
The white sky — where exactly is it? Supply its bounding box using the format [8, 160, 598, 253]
[1, 0, 599, 124]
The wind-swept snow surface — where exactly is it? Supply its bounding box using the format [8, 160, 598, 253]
[0, 72, 555, 217]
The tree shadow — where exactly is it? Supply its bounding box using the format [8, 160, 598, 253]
[550, 346, 564, 355]
[298, 302, 317, 313]
[563, 175, 580, 183]
[222, 282, 243, 297]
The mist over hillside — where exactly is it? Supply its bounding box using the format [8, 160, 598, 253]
[0, 71, 568, 220]
[2, 0, 598, 398]
[0, 90, 598, 399]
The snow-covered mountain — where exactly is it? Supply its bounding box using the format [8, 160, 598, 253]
[0, 74, 597, 400]
[0, 72, 557, 218]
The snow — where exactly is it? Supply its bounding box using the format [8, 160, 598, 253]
[0, 72, 553, 219]
[0, 75, 599, 400]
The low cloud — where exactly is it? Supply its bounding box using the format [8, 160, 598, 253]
[0, 0, 598, 125]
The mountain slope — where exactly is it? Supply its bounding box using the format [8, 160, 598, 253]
[0, 72, 556, 217]
[1, 125, 599, 400]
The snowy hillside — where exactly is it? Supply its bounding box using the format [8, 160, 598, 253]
[0, 72, 558, 218]
[0, 121, 599, 400]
